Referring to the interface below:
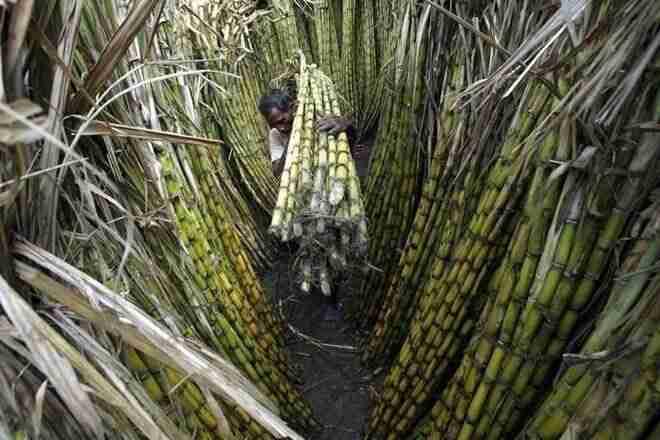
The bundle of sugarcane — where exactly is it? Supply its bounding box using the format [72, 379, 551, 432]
[68, 71, 315, 440]
[271, 0, 315, 66]
[359, 0, 508, 365]
[365, 75, 553, 439]
[251, 0, 318, 86]
[516, 200, 660, 440]
[350, 0, 434, 327]
[310, 0, 385, 133]
[75, 0, 284, 356]
[164, 144, 288, 351]
[168, 3, 280, 228]
[151, 61, 276, 269]
[160, 150, 319, 433]
[363, 4, 560, 427]
[407, 2, 660, 438]
[91, 0, 299, 398]
[424, 93, 660, 440]
[361, 55, 465, 365]
[269, 58, 368, 296]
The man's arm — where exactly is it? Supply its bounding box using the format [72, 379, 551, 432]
[269, 129, 287, 178]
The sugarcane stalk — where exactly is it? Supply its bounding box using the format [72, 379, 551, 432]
[300, 82, 315, 193]
[270, 65, 308, 239]
[589, 321, 660, 440]
[325, 79, 350, 206]
[292, 78, 316, 238]
[124, 348, 234, 439]
[357, 0, 381, 131]
[357, 2, 445, 328]
[340, 0, 357, 113]
[309, 74, 329, 233]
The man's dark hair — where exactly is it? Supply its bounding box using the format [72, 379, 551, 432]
[258, 89, 292, 116]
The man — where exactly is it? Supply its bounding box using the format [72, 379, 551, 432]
[258, 89, 354, 321]
[258, 89, 354, 177]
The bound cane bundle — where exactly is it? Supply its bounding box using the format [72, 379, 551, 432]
[269, 58, 368, 296]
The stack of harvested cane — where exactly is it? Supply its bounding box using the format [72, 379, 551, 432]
[269, 58, 368, 296]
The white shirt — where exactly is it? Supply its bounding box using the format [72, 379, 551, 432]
[269, 128, 289, 162]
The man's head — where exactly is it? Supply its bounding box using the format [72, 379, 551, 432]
[259, 89, 294, 135]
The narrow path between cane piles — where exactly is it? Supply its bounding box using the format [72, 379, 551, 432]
[260, 135, 377, 440]
[262, 254, 377, 440]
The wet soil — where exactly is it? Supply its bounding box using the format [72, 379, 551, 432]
[261, 254, 374, 440]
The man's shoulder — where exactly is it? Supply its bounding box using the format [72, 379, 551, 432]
[270, 128, 290, 146]
[269, 128, 282, 143]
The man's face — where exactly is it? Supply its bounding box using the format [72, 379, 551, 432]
[267, 107, 293, 134]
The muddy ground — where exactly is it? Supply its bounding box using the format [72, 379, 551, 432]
[262, 255, 374, 440]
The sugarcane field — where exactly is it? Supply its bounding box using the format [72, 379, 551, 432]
[2, 0, 660, 439]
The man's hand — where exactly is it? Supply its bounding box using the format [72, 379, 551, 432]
[316, 115, 352, 136]
[351, 143, 370, 161]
